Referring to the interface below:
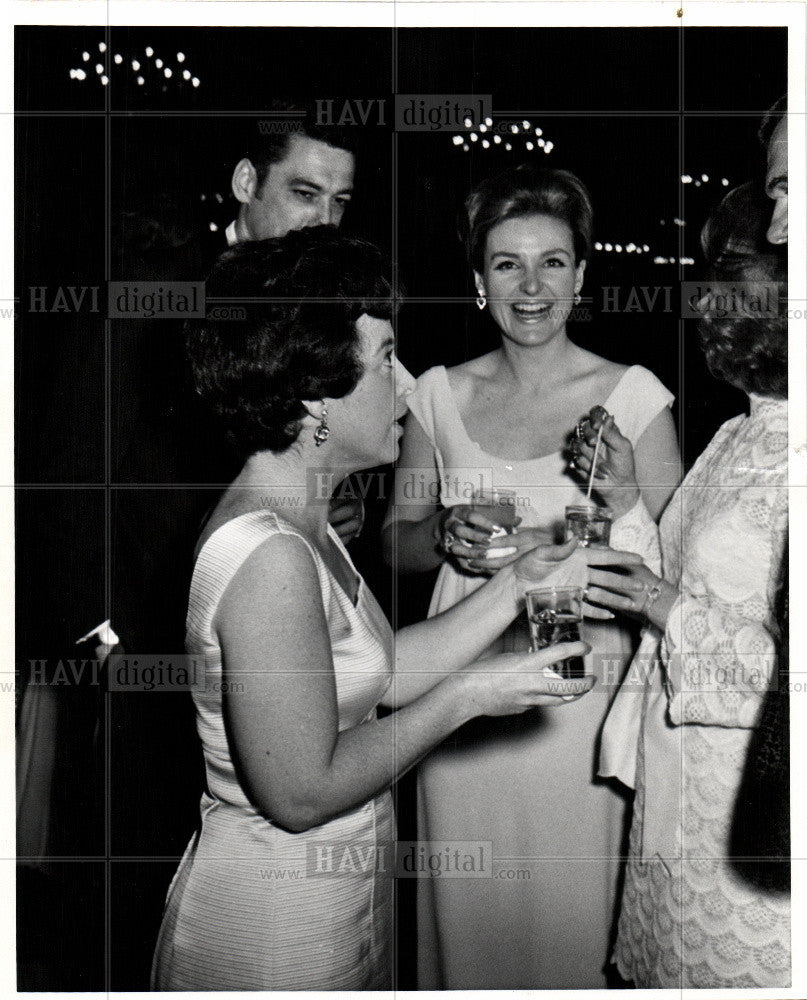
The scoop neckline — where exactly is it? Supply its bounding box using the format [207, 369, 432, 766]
[434, 363, 635, 465]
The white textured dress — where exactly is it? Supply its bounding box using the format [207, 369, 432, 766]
[408, 364, 674, 989]
[151, 511, 395, 991]
[601, 394, 790, 987]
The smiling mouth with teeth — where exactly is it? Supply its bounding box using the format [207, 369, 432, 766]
[511, 301, 552, 317]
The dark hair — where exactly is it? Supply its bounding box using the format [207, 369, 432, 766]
[187, 226, 394, 458]
[245, 102, 359, 191]
[759, 94, 787, 150]
[698, 182, 787, 398]
[462, 164, 593, 272]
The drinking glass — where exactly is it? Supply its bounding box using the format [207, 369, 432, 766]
[471, 488, 519, 535]
[525, 586, 585, 678]
[565, 504, 612, 548]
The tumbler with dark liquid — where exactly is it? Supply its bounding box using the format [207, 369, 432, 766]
[525, 586, 585, 678]
[471, 488, 519, 536]
[565, 504, 612, 548]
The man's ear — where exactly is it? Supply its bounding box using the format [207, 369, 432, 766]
[231, 158, 260, 204]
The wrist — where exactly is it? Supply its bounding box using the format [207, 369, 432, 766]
[642, 579, 676, 630]
[607, 485, 641, 521]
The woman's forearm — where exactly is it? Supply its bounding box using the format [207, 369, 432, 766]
[382, 510, 448, 572]
[387, 565, 520, 706]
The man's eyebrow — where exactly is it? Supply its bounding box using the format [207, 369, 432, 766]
[286, 176, 354, 195]
[287, 177, 324, 190]
[766, 173, 788, 194]
[375, 336, 395, 355]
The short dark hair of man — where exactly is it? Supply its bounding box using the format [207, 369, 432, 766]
[245, 101, 361, 191]
[187, 226, 394, 459]
[758, 94, 787, 150]
[698, 182, 787, 398]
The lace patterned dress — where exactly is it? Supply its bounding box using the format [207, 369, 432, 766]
[602, 394, 790, 988]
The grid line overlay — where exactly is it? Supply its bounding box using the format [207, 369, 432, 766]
[13, 18, 794, 997]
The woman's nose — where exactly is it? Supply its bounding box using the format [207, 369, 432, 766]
[395, 360, 416, 406]
[519, 268, 543, 295]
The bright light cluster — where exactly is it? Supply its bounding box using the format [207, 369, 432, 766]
[452, 116, 554, 155]
[594, 242, 651, 255]
[69, 42, 201, 90]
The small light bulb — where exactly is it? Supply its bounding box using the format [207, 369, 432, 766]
[464, 117, 472, 128]
[177, 52, 185, 63]
[95, 63, 103, 74]
[511, 124, 519, 134]
[484, 117, 492, 127]
[505, 143, 512, 151]
[82, 51, 90, 61]
[145, 46, 154, 57]
[132, 60, 140, 71]
[479, 123, 487, 133]
[137, 76, 144, 86]
[192, 77, 200, 88]
[535, 128, 542, 136]
[642, 245, 650, 253]
[114, 54, 122, 64]
[594, 242, 603, 251]
[209, 222, 218, 232]
[155, 58, 163, 68]
[615, 244, 623, 252]
[462, 144, 470, 152]
[701, 174, 709, 183]
[98, 42, 107, 53]
[722, 178, 729, 186]
[537, 137, 545, 147]
[470, 133, 478, 142]
[482, 139, 490, 149]
[183, 69, 191, 80]
[493, 135, 501, 144]
[604, 243, 613, 252]
[525, 141, 534, 151]
[101, 75, 109, 86]
[75, 68, 86, 80]
[452, 135, 463, 146]
[522, 120, 530, 130]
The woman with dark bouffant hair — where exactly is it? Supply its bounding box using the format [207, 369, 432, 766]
[150, 226, 598, 991]
[383, 164, 680, 989]
[575, 183, 790, 987]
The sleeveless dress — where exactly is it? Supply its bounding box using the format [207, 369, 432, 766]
[602, 394, 790, 987]
[409, 364, 674, 989]
[151, 511, 395, 991]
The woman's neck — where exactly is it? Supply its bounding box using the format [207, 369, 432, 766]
[494, 331, 579, 393]
[225, 448, 341, 543]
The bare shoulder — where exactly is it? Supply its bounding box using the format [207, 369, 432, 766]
[215, 530, 322, 638]
[445, 352, 499, 401]
[573, 346, 628, 382]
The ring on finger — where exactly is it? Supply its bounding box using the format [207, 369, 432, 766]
[443, 530, 456, 551]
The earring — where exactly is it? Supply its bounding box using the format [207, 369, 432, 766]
[574, 292, 582, 306]
[476, 292, 487, 311]
[313, 406, 329, 447]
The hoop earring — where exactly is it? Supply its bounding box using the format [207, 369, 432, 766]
[314, 406, 330, 447]
[574, 292, 582, 306]
[476, 293, 487, 311]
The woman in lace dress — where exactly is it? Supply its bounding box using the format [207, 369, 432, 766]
[383, 165, 680, 988]
[576, 183, 790, 987]
[151, 227, 596, 991]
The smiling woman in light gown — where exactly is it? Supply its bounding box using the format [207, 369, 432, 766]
[383, 165, 681, 989]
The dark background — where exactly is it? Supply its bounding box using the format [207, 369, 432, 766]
[15, 24, 786, 991]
